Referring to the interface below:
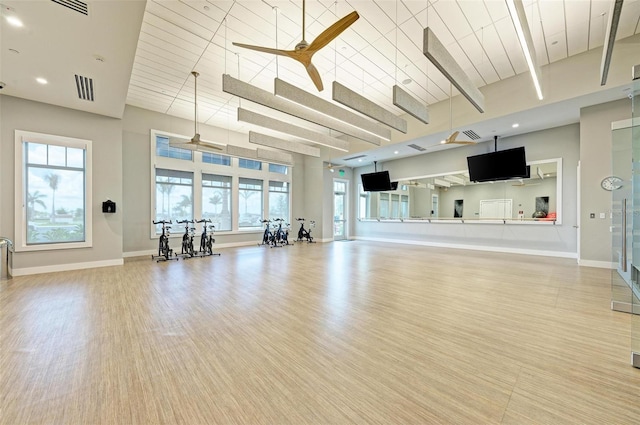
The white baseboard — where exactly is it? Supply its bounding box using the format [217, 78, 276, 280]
[354, 236, 577, 259]
[12, 258, 124, 277]
[123, 249, 155, 258]
[577, 259, 616, 269]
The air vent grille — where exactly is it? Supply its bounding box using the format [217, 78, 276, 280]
[75, 75, 94, 101]
[462, 130, 481, 140]
[343, 154, 367, 161]
[51, 0, 88, 15]
[407, 144, 426, 152]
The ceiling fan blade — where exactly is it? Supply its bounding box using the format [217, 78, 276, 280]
[305, 62, 324, 91]
[307, 11, 359, 53]
[232, 42, 295, 58]
[445, 131, 459, 143]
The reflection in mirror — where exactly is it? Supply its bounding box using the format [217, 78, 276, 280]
[360, 159, 561, 223]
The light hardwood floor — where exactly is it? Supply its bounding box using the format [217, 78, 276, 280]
[1, 241, 639, 424]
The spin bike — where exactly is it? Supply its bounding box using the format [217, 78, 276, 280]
[259, 219, 275, 246]
[176, 219, 196, 259]
[152, 220, 178, 262]
[196, 219, 221, 257]
[272, 218, 290, 246]
[295, 218, 315, 243]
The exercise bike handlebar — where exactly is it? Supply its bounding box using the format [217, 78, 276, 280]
[153, 220, 172, 225]
[176, 219, 194, 224]
[261, 219, 271, 223]
[295, 218, 305, 222]
[196, 218, 211, 223]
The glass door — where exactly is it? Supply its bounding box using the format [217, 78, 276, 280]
[333, 180, 347, 240]
[631, 65, 640, 368]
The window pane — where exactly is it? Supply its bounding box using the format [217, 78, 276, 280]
[269, 181, 289, 222]
[27, 142, 47, 165]
[239, 158, 262, 170]
[202, 174, 232, 231]
[48, 145, 66, 167]
[380, 193, 389, 218]
[26, 166, 85, 244]
[67, 147, 85, 168]
[269, 163, 288, 174]
[401, 195, 409, 218]
[155, 168, 193, 233]
[391, 194, 400, 218]
[202, 153, 231, 166]
[156, 135, 193, 161]
[238, 177, 263, 228]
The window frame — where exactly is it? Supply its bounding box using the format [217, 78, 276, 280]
[14, 130, 93, 252]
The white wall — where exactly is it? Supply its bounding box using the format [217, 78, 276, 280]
[0, 96, 124, 272]
[352, 124, 579, 257]
[579, 98, 630, 264]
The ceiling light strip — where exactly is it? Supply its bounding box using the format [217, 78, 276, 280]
[238, 108, 349, 152]
[223, 75, 381, 145]
[332, 81, 408, 133]
[505, 0, 543, 100]
[256, 148, 293, 165]
[392, 85, 429, 125]
[273, 78, 388, 142]
[423, 28, 485, 112]
[600, 0, 624, 86]
[249, 131, 320, 157]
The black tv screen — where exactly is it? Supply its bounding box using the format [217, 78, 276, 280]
[361, 171, 392, 191]
[467, 147, 527, 182]
[390, 181, 398, 190]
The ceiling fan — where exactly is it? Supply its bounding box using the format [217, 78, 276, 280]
[169, 71, 224, 153]
[232, 0, 359, 91]
[441, 84, 476, 145]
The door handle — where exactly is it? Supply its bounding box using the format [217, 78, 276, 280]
[622, 198, 627, 273]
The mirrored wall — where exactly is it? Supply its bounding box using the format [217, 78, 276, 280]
[358, 158, 562, 224]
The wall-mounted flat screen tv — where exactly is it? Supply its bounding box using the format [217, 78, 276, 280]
[361, 171, 392, 191]
[467, 147, 527, 182]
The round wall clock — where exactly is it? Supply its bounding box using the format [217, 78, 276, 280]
[600, 176, 623, 191]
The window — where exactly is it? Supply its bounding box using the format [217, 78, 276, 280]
[391, 194, 400, 218]
[379, 193, 389, 218]
[202, 152, 231, 166]
[156, 135, 193, 161]
[358, 184, 369, 219]
[155, 168, 193, 233]
[239, 158, 262, 170]
[238, 178, 263, 228]
[269, 163, 288, 174]
[401, 195, 409, 218]
[269, 181, 289, 222]
[202, 174, 232, 231]
[15, 130, 92, 251]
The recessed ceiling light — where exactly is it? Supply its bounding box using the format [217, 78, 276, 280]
[358, 158, 362, 162]
[204, 5, 210, 11]
[440, 140, 446, 144]
[394, 150, 399, 154]
[512, 123, 519, 128]
[36, 77, 48, 85]
[6, 15, 23, 27]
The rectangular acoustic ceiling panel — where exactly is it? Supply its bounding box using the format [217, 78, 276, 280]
[249, 132, 320, 157]
[225, 145, 257, 159]
[274, 78, 387, 143]
[223, 75, 381, 145]
[238, 108, 349, 152]
[423, 27, 485, 113]
[392, 85, 429, 125]
[256, 148, 293, 165]
[332, 81, 407, 133]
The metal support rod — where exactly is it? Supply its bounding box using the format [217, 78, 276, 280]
[622, 198, 628, 272]
[494, 135, 498, 152]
